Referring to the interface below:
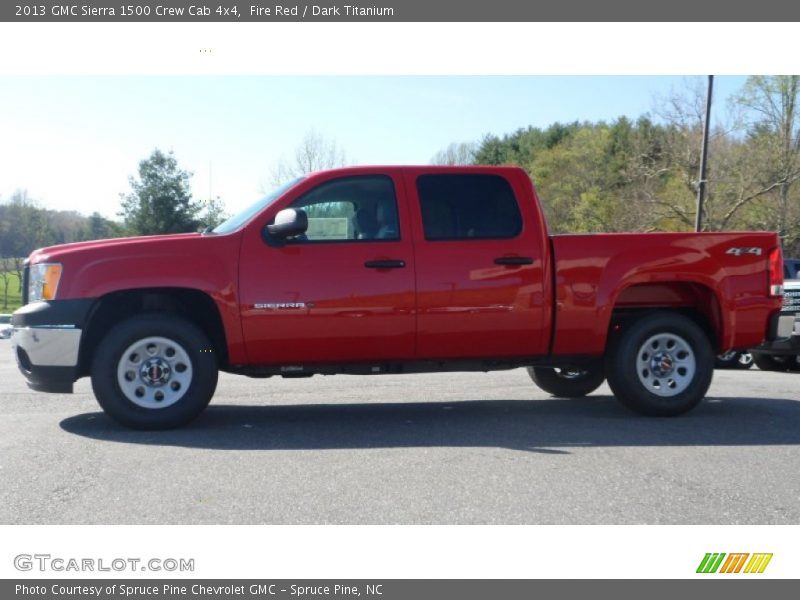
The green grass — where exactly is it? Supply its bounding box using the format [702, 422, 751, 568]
[1, 270, 22, 313]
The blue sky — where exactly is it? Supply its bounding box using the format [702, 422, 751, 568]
[0, 76, 748, 218]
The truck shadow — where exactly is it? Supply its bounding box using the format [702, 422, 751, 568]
[59, 395, 800, 453]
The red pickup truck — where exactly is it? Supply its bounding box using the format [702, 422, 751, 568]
[11, 166, 791, 429]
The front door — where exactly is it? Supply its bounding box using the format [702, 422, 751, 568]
[239, 172, 416, 365]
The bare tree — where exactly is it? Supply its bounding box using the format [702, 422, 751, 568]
[270, 130, 348, 186]
[0, 258, 11, 310]
[430, 141, 477, 166]
[647, 79, 766, 233]
[12, 257, 24, 288]
[733, 76, 800, 248]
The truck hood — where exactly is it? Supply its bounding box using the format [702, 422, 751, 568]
[28, 232, 203, 264]
[27, 230, 242, 301]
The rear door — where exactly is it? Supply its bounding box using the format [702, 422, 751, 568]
[404, 169, 549, 359]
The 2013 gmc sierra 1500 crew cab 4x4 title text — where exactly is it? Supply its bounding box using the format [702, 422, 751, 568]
[10, 166, 793, 429]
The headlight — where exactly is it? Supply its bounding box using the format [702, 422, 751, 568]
[28, 263, 63, 303]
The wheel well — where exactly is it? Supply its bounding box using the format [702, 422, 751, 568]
[78, 288, 229, 377]
[610, 282, 723, 352]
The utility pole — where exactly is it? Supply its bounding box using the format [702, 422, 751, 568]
[695, 75, 714, 232]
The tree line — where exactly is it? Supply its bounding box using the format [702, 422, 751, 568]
[436, 76, 800, 255]
[2, 75, 799, 274]
[0, 149, 229, 309]
[0, 149, 228, 261]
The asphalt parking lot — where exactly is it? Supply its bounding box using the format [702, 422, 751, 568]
[1, 339, 799, 525]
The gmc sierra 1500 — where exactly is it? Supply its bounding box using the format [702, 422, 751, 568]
[11, 166, 792, 429]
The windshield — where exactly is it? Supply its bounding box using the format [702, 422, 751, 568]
[211, 177, 305, 234]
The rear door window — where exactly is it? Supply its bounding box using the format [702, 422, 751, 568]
[416, 174, 522, 241]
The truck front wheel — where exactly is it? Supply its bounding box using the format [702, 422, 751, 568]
[605, 312, 714, 417]
[527, 365, 604, 398]
[90, 314, 218, 429]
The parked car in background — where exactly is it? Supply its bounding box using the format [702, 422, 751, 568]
[751, 278, 800, 371]
[785, 258, 800, 280]
[0, 314, 12, 339]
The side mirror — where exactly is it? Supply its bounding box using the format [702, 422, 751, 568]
[266, 208, 308, 240]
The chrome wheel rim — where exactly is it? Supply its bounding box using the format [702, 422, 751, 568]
[116, 336, 193, 409]
[636, 333, 696, 397]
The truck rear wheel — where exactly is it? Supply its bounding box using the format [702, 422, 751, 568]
[527, 365, 604, 398]
[605, 312, 713, 416]
[90, 314, 218, 429]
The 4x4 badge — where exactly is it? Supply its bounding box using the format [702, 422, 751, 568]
[726, 247, 763, 256]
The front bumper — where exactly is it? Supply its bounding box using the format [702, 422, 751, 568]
[11, 299, 93, 393]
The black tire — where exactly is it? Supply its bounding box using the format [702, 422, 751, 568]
[527, 365, 605, 398]
[714, 351, 741, 370]
[752, 353, 794, 372]
[90, 313, 218, 429]
[715, 351, 754, 370]
[605, 311, 714, 417]
[735, 352, 754, 370]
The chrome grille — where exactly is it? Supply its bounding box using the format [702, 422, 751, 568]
[783, 289, 800, 312]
